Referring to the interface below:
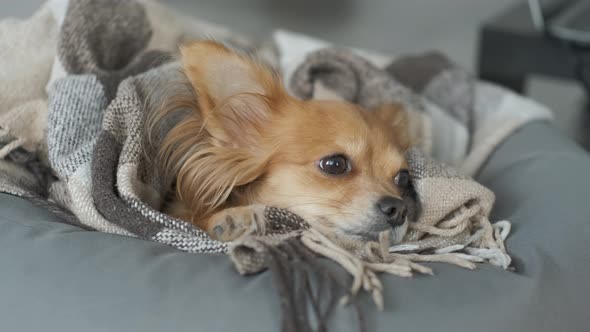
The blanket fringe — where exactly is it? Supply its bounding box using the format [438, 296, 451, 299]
[300, 229, 434, 311]
[389, 215, 512, 270]
[298, 215, 512, 312]
[265, 236, 365, 332]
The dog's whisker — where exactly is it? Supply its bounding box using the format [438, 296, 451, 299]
[283, 199, 367, 215]
[281, 202, 353, 211]
[280, 202, 359, 218]
[334, 183, 354, 205]
[274, 193, 351, 205]
[282, 202, 341, 209]
[299, 171, 355, 205]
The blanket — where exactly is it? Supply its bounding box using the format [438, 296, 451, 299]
[0, 1, 553, 330]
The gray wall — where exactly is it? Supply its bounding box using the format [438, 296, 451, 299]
[3, 0, 517, 70]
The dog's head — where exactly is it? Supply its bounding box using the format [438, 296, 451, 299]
[164, 41, 419, 244]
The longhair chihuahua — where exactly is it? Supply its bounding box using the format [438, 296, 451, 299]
[150, 41, 419, 244]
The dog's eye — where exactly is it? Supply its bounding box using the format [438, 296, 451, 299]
[318, 154, 350, 175]
[394, 169, 411, 188]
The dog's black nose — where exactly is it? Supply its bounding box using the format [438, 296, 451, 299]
[376, 196, 407, 227]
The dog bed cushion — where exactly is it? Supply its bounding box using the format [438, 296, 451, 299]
[0, 122, 588, 332]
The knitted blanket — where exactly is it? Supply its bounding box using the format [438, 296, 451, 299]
[0, 1, 553, 330]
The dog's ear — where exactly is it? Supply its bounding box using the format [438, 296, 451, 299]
[180, 41, 285, 148]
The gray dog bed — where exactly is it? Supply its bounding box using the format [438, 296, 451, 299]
[1, 122, 588, 332]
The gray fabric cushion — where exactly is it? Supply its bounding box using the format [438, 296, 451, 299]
[0, 121, 589, 332]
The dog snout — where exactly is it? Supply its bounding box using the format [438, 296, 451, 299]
[376, 196, 407, 227]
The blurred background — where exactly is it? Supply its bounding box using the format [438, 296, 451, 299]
[4, 0, 589, 148]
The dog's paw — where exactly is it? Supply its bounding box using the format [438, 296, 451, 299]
[208, 205, 267, 242]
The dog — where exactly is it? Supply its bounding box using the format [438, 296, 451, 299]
[149, 40, 420, 245]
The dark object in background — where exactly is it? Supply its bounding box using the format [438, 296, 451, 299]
[529, 0, 590, 44]
[529, 0, 590, 94]
[478, 0, 590, 95]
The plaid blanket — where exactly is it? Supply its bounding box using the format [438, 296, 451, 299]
[0, 1, 553, 330]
